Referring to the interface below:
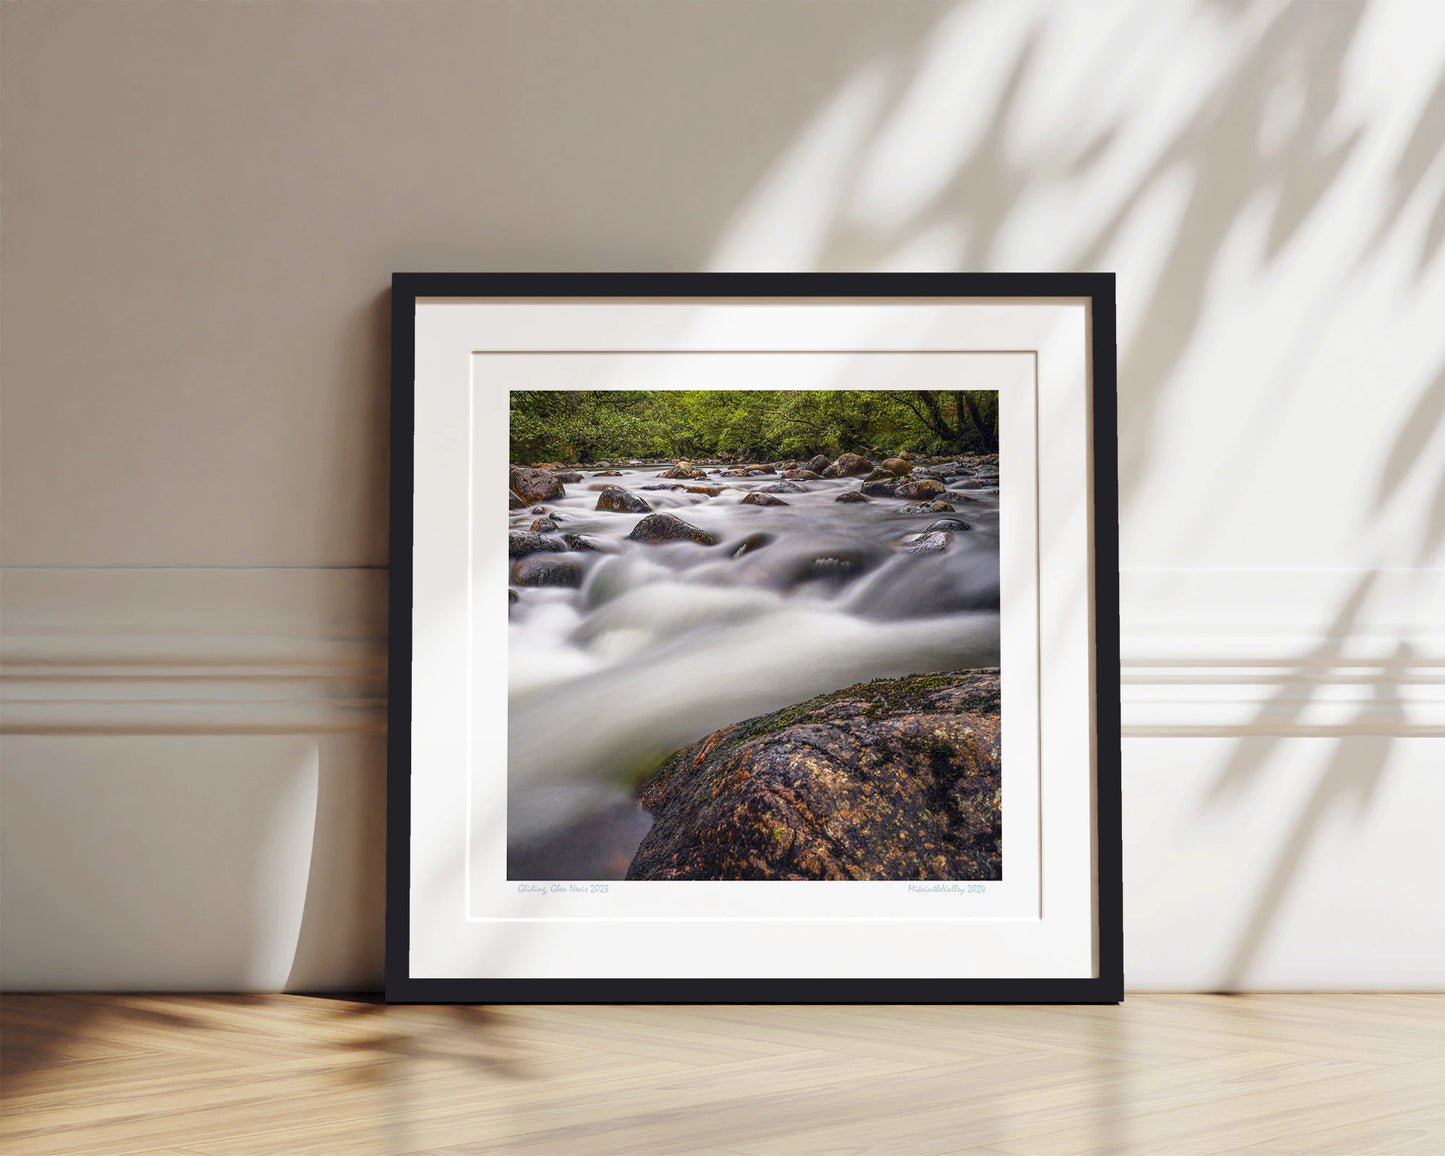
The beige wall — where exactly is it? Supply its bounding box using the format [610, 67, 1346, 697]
[3, 0, 1442, 990]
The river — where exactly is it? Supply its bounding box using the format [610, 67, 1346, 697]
[507, 460, 1001, 879]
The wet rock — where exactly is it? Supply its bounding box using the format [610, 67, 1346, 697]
[923, 518, 972, 533]
[686, 484, 724, 496]
[899, 531, 954, 555]
[862, 467, 894, 484]
[594, 470, 623, 477]
[880, 457, 913, 476]
[742, 491, 789, 507]
[860, 479, 899, 498]
[554, 471, 584, 484]
[897, 450, 918, 461]
[626, 671, 1002, 882]
[835, 490, 869, 503]
[822, 452, 874, 478]
[596, 486, 653, 514]
[659, 460, 708, 480]
[956, 478, 998, 490]
[508, 589, 518, 606]
[782, 469, 822, 481]
[896, 477, 947, 501]
[508, 490, 526, 510]
[627, 512, 719, 546]
[761, 481, 807, 494]
[529, 516, 558, 533]
[640, 482, 686, 491]
[728, 532, 772, 560]
[719, 469, 748, 477]
[899, 500, 956, 514]
[509, 531, 566, 558]
[511, 554, 582, 587]
[509, 467, 565, 504]
[743, 465, 776, 475]
[804, 454, 831, 475]
[561, 532, 602, 552]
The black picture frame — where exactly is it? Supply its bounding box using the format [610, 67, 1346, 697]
[387, 273, 1121, 1004]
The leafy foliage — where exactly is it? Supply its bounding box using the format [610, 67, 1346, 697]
[509, 390, 999, 464]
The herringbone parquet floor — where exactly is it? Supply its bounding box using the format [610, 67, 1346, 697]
[1, 994, 1441, 1155]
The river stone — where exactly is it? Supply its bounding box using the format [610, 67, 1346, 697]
[956, 479, 998, 490]
[561, 532, 603, 552]
[509, 467, 565, 504]
[899, 531, 954, 555]
[508, 489, 526, 510]
[895, 477, 947, 500]
[834, 490, 869, 503]
[626, 512, 719, 546]
[761, 481, 807, 494]
[782, 469, 822, 481]
[529, 516, 558, 533]
[510, 554, 582, 587]
[594, 470, 623, 477]
[880, 457, 913, 476]
[742, 491, 788, 506]
[596, 485, 652, 514]
[860, 479, 899, 498]
[509, 531, 566, 558]
[923, 518, 972, 533]
[730, 532, 772, 558]
[659, 460, 708, 480]
[822, 452, 874, 478]
[686, 484, 724, 496]
[626, 670, 1002, 882]
[803, 454, 831, 474]
[641, 482, 685, 491]
[508, 589, 518, 606]
[899, 500, 955, 514]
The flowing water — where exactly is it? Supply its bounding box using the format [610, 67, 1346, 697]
[507, 462, 1001, 879]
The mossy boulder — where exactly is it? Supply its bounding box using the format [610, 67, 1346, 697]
[626, 670, 1002, 881]
[822, 452, 874, 478]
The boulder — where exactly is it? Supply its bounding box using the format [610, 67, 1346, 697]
[782, 469, 822, 481]
[596, 486, 652, 514]
[561, 532, 603, 552]
[509, 531, 566, 558]
[686, 484, 724, 496]
[880, 457, 913, 476]
[510, 554, 582, 587]
[554, 471, 584, 484]
[822, 452, 874, 478]
[862, 467, 895, 484]
[529, 516, 558, 533]
[508, 490, 526, 510]
[742, 492, 788, 507]
[594, 470, 623, 477]
[860, 479, 899, 498]
[640, 482, 686, 491]
[626, 512, 719, 546]
[899, 500, 956, 514]
[956, 478, 998, 490]
[834, 490, 869, 503]
[923, 518, 972, 533]
[509, 467, 565, 504]
[896, 477, 947, 501]
[626, 671, 1002, 881]
[804, 454, 831, 475]
[761, 481, 807, 494]
[898, 450, 917, 461]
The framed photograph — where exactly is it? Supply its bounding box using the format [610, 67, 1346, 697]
[387, 273, 1120, 1003]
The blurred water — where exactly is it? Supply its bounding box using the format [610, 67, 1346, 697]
[506, 462, 1000, 877]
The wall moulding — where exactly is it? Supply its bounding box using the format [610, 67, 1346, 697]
[1, 567, 387, 736]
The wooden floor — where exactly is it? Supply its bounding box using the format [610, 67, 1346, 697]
[1, 995, 1441, 1155]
